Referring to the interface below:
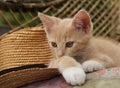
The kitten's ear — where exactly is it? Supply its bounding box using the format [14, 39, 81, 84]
[38, 12, 55, 33]
[72, 9, 91, 34]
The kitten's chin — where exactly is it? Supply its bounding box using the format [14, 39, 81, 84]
[55, 54, 62, 59]
[66, 53, 78, 57]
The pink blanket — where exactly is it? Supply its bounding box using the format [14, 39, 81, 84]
[21, 76, 72, 88]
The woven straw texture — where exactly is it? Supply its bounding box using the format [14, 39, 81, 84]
[0, 68, 58, 88]
[0, 27, 59, 88]
[0, 27, 52, 71]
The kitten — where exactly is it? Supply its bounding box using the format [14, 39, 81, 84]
[38, 9, 120, 85]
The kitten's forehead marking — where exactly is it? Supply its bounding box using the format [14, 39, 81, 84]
[49, 18, 73, 41]
[48, 19, 74, 49]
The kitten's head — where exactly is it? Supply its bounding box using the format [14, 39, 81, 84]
[38, 9, 92, 58]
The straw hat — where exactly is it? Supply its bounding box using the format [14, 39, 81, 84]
[0, 26, 58, 88]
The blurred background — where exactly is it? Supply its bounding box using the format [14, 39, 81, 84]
[0, 0, 120, 41]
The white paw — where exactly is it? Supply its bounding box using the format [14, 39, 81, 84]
[82, 60, 104, 72]
[62, 67, 86, 85]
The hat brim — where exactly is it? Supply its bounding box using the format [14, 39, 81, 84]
[0, 66, 58, 88]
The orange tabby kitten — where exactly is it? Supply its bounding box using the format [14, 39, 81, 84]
[38, 9, 120, 85]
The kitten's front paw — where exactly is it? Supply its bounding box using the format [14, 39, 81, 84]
[62, 67, 86, 85]
[82, 60, 104, 72]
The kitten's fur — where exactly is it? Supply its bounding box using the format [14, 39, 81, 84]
[38, 10, 120, 85]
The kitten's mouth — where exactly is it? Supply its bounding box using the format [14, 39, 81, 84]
[56, 55, 64, 59]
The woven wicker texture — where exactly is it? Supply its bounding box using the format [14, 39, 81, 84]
[0, 26, 52, 71]
[0, 0, 120, 41]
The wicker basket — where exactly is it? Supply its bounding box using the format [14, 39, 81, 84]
[0, 26, 58, 88]
[0, 0, 120, 40]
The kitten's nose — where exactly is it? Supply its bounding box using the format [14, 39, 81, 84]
[58, 51, 65, 57]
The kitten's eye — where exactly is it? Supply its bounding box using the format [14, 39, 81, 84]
[66, 41, 74, 48]
[51, 42, 57, 47]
